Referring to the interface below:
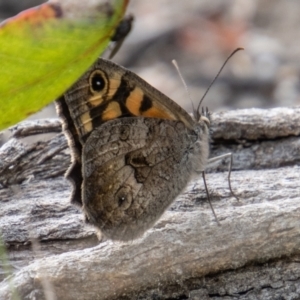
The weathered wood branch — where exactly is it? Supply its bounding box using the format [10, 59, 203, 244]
[0, 108, 299, 299]
[211, 107, 300, 140]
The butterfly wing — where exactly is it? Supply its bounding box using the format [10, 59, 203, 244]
[58, 58, 196, 207]
[82, 117, 198, 241]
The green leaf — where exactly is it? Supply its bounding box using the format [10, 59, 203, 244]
[0, 0, 129, 130]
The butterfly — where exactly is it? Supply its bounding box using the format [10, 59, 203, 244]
[56, 58, 211, 241]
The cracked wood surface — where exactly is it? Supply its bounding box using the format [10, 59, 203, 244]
[0, 107, 299, 299]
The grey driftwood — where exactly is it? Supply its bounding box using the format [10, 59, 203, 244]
[0, 107, 299, 300]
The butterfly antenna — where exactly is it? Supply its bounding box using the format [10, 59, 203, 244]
[196, 47, 244, 119]
[172, 59, 196, 117]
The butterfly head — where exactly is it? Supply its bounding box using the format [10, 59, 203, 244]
[194, 106, 211, 130]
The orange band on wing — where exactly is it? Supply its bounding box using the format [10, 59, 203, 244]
[102, 101, 122, 121]
[141, 106, 176, 119]
[126, 87, 177, 120]
[126, 88, 144, 115]
[80, 111, 93, 135]
[88, 94, 105, 107]
[107, 76, 122, 98]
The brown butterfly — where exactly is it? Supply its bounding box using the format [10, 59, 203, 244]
[56, 58, 210, 241]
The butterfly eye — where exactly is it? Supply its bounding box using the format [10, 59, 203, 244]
[89, 70, 107, 93]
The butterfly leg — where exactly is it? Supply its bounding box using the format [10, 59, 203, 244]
[201, 171, 220, 225]
[208, 153, 239, 201]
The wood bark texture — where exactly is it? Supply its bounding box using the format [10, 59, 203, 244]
[0, 107, 299, 300]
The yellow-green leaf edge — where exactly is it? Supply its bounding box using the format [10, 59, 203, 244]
[0, 0, 128, 130]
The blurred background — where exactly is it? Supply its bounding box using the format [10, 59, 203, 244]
[1, 0, 300, 120]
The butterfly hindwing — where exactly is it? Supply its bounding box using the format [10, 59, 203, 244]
[82, 117, 198, 240]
